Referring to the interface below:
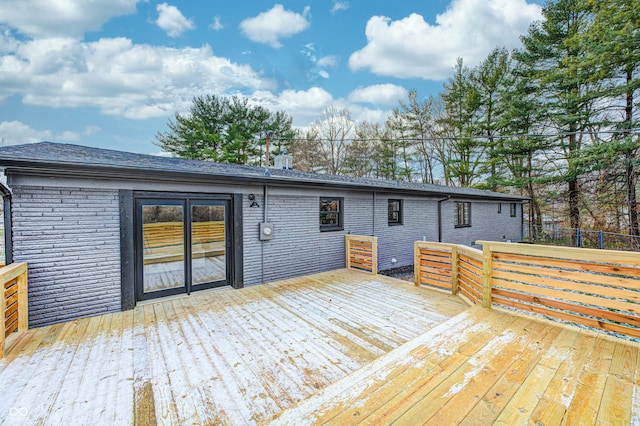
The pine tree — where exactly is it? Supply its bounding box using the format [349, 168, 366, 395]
[472, 47, 511, 191]
[515, 0, 598, 233]
[439, 58, 484, 187]
[584, 0, 640, 241]
[155, 94, 294, 165]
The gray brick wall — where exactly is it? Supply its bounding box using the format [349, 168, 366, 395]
[441, 200, 522, 247]
[6, 179, 522, 326]
[241, 190, 374, 285]
[11, 186, 121, 327]
[375, 195, 439, 271]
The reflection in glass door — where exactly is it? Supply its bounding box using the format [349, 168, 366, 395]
[136, 197, 231, 301]
[141, 203, 185, 294]
[191, 203, 226, 286]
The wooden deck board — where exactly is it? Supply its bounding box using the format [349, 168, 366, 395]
[0, 269, 638, 425]
[269, 305, 640, 426]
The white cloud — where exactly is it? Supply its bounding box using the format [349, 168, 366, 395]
[331, 1, 349, 14]
[318, 55, 337, 68]
[240, 4, 311, 48]
[0, 34, 273, 119]
[156, 3, 195, 38]
[209, 16, 224, 31]
[0, 120, 82, 144]
[0, 0, 140, 38]
[348, 84, 408, 106]
[349, 0, 542, 80]
[83, 125, 102, 136]
[250, 87, 333, 127]
[318, 70, 330, 79]
[248, 87, 392, 130]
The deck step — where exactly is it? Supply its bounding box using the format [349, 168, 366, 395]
[265, 305, 511, 425]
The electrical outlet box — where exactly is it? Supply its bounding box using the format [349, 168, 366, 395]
[259, 223, 274, 240]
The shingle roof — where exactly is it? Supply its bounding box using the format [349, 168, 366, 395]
[0, 142, 527, 201]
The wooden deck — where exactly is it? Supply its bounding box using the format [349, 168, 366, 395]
[1, 269, 638, 425]
[271, 306, 640, 425]
[0, 269, 468, 425]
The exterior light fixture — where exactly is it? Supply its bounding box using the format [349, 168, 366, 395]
[248, 194, 260, 208]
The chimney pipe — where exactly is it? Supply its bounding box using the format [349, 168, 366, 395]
[265, 131, 272, 167]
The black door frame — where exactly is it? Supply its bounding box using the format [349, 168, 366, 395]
[118, 189, 244, 310]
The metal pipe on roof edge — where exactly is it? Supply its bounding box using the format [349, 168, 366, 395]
[437, 195, 451, 243]
[2, 194, 12, 265]
[372, 192, 376, 237]
[263, 184, 269, 223]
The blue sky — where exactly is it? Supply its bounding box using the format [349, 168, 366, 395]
[0, 0, 544, 154]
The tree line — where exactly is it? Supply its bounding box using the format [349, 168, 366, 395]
[155, 0, 639, 240]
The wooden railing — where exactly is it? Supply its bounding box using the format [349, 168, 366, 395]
[481, 241, 640, 339]
[415, 241, 640, 339]
[413, 242, 482, 304]
[413, 242, 455, 293]
[456, 245, 483, 305]
[1, 262, 28, 359]
[345, 235, 378, 274]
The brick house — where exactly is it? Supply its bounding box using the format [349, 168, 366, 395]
[0, 142, 526, 327]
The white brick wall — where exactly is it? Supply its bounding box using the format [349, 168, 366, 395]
[11, 186, 121, 327]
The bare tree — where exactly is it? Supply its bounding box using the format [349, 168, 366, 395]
[309, 106, 355, 175]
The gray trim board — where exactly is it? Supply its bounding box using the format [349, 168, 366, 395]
[232, 193, 244, 289]
[0, 182, 10, 264]
[119, 189, 135, 310]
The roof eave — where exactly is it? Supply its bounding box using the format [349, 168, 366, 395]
[0, 158, 529, 201]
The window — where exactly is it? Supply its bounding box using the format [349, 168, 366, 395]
[510, 203, 517, 217]
[319, 197, 343, 231]
[497, 203, 502, 214]
[455, 202, 471, 227]
[388, 199, 403, 225]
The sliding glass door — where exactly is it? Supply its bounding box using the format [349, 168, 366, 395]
[191, 202, 227, 288]
[136, 197, 230, 301]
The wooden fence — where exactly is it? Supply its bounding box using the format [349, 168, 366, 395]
[414, 242, 483, 304]
[415, 241, 640, 339]
[1, 262, 28, 359]
[345, 235, 378, 274]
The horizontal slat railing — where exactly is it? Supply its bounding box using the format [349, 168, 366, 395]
[479, 241, 640, 339]
[1, 262, 28, 359]
[413, 242, 482, 303]
[414, 242, 455, 293]
[415, 240, 640, 339]
[345, 235, 378, 274]
[456, 246, 483, 305]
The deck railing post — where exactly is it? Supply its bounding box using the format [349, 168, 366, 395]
[345, 235, 352, 270]
[18, 267, 28, 331]
[0, 283, 4, 359]
[451, 246, 459, 296]
[0, 262, 29, 359]
[414, 241, 421, 287]
[345, 235, 377, 274]
[371, 236, 378, 275]
[481, 243, 493, 308]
